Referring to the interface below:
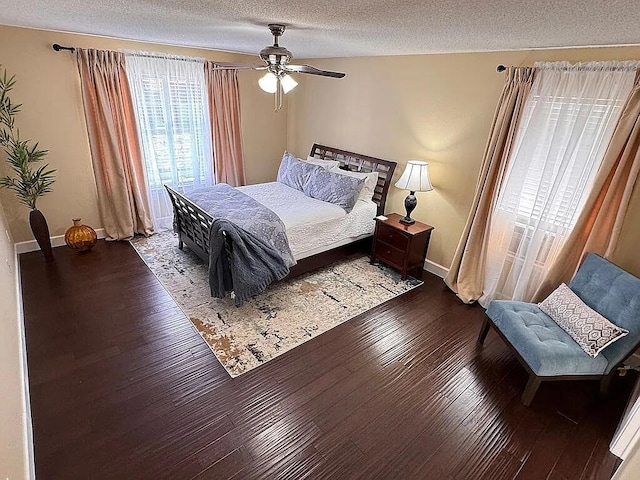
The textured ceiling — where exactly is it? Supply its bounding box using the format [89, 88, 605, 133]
[1, 1, 639, 59]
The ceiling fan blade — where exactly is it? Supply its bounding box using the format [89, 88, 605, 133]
[211, 62, 267, 71]
[284, 64, 346, 78]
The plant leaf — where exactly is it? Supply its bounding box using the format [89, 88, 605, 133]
[0, 64, 54, 209]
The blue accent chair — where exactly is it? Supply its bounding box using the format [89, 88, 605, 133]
[478, 253, 640, 406]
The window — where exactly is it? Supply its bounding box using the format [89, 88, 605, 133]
[498, 94, 625, 231]
[126, 53, 213, 229]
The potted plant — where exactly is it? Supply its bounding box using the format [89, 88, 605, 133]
[0, 65, 55, 260]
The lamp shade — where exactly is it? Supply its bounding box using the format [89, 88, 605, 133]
[258, 72, 278, 93]
[395, 160, 433, 192]
[280, 74, 298, 93]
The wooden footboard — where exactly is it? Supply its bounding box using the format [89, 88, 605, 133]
[165, 186, 213, 263]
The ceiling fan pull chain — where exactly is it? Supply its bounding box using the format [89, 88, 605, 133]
[274, 77, 281, 112]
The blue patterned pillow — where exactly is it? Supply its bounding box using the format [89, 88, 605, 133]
[277, 152, 322, 191]
[303, 169, 365, 212]
[539, 283, 629, 357]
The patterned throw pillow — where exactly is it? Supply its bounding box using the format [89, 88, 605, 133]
[328, 166, 379, 202]
[303, 169, 365, 212]
[539, 283, 628, 358]
[277, 152, 322, 191]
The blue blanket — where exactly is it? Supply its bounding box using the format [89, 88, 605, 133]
[184, 184, 295, 306]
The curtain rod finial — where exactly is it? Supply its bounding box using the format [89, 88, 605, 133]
[52, 43, 75, 52]
[497, 64, 507, 72]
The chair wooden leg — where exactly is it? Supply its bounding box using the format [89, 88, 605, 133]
[522, 375, 541, 406]
[178, 239, 184, 250]
[477, 317, 491, 345]
[600, 371, 616, 397]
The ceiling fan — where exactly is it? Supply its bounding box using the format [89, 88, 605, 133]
[217, 24, 346, 110]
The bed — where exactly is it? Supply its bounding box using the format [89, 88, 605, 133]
[165, 143, 396, 292]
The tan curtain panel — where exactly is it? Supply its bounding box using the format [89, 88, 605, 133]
[533, 74, 640, 301]
[76, 48, 154, 240]
[444, 67, 535, 303]
[205, 65, 246, 186]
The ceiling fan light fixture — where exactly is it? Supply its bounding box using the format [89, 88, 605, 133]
[258, 72, 278, 93]
[248, 23, 344, 110]
[281, 74, 298, 93]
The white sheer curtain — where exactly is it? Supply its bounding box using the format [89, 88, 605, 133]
[480, 61, 639, 306]
[125, 52, 214, 230]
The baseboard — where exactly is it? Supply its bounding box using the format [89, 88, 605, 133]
[14, 243, 35, 479]
[424, 259, 449, 279]
[15, 228, 107, 254]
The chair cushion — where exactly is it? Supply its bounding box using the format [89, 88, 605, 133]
[486, 300, 609, 376]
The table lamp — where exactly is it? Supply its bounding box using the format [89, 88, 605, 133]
[394, 160, 433, 225]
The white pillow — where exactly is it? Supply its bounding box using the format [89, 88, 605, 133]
[538, 283, 628, 358]
[328, 165, 379, 202]
[305, 155, 340, 170]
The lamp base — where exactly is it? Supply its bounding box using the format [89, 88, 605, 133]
[399, 191, 417, 226]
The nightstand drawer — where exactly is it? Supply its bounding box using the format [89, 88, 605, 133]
[376, 223, 408, 250]
[374, 241, 405, 267]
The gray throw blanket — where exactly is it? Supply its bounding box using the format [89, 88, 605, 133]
[208, 218, 291, 306]
[184, 184, 295, 306]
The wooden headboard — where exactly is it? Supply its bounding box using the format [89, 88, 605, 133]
[309, 143, 397, 215]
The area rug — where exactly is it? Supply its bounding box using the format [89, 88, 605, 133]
[130, 231, 422, 377]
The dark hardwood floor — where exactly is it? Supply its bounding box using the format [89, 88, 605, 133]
[20, 240, 633, 479]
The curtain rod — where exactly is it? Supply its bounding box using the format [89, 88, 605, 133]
[51, 43, 206, 63]
[496, 62, 640, 73]
[52, 43, 75, 52]
[124, 51, 204, 62]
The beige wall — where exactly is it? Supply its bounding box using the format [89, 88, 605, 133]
[287, 47, 640, 276]
[0, 25, 288, 243]
[0, 201, 28, 479]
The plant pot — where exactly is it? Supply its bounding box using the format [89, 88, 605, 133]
[29, 209, 53, 261]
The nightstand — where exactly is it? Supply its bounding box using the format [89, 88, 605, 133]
[370, 213, 434, 280]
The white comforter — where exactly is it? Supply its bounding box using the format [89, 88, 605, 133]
[238, 182, 377, 259]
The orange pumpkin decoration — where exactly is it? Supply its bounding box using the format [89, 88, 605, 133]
[64, 218, 97, 252]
